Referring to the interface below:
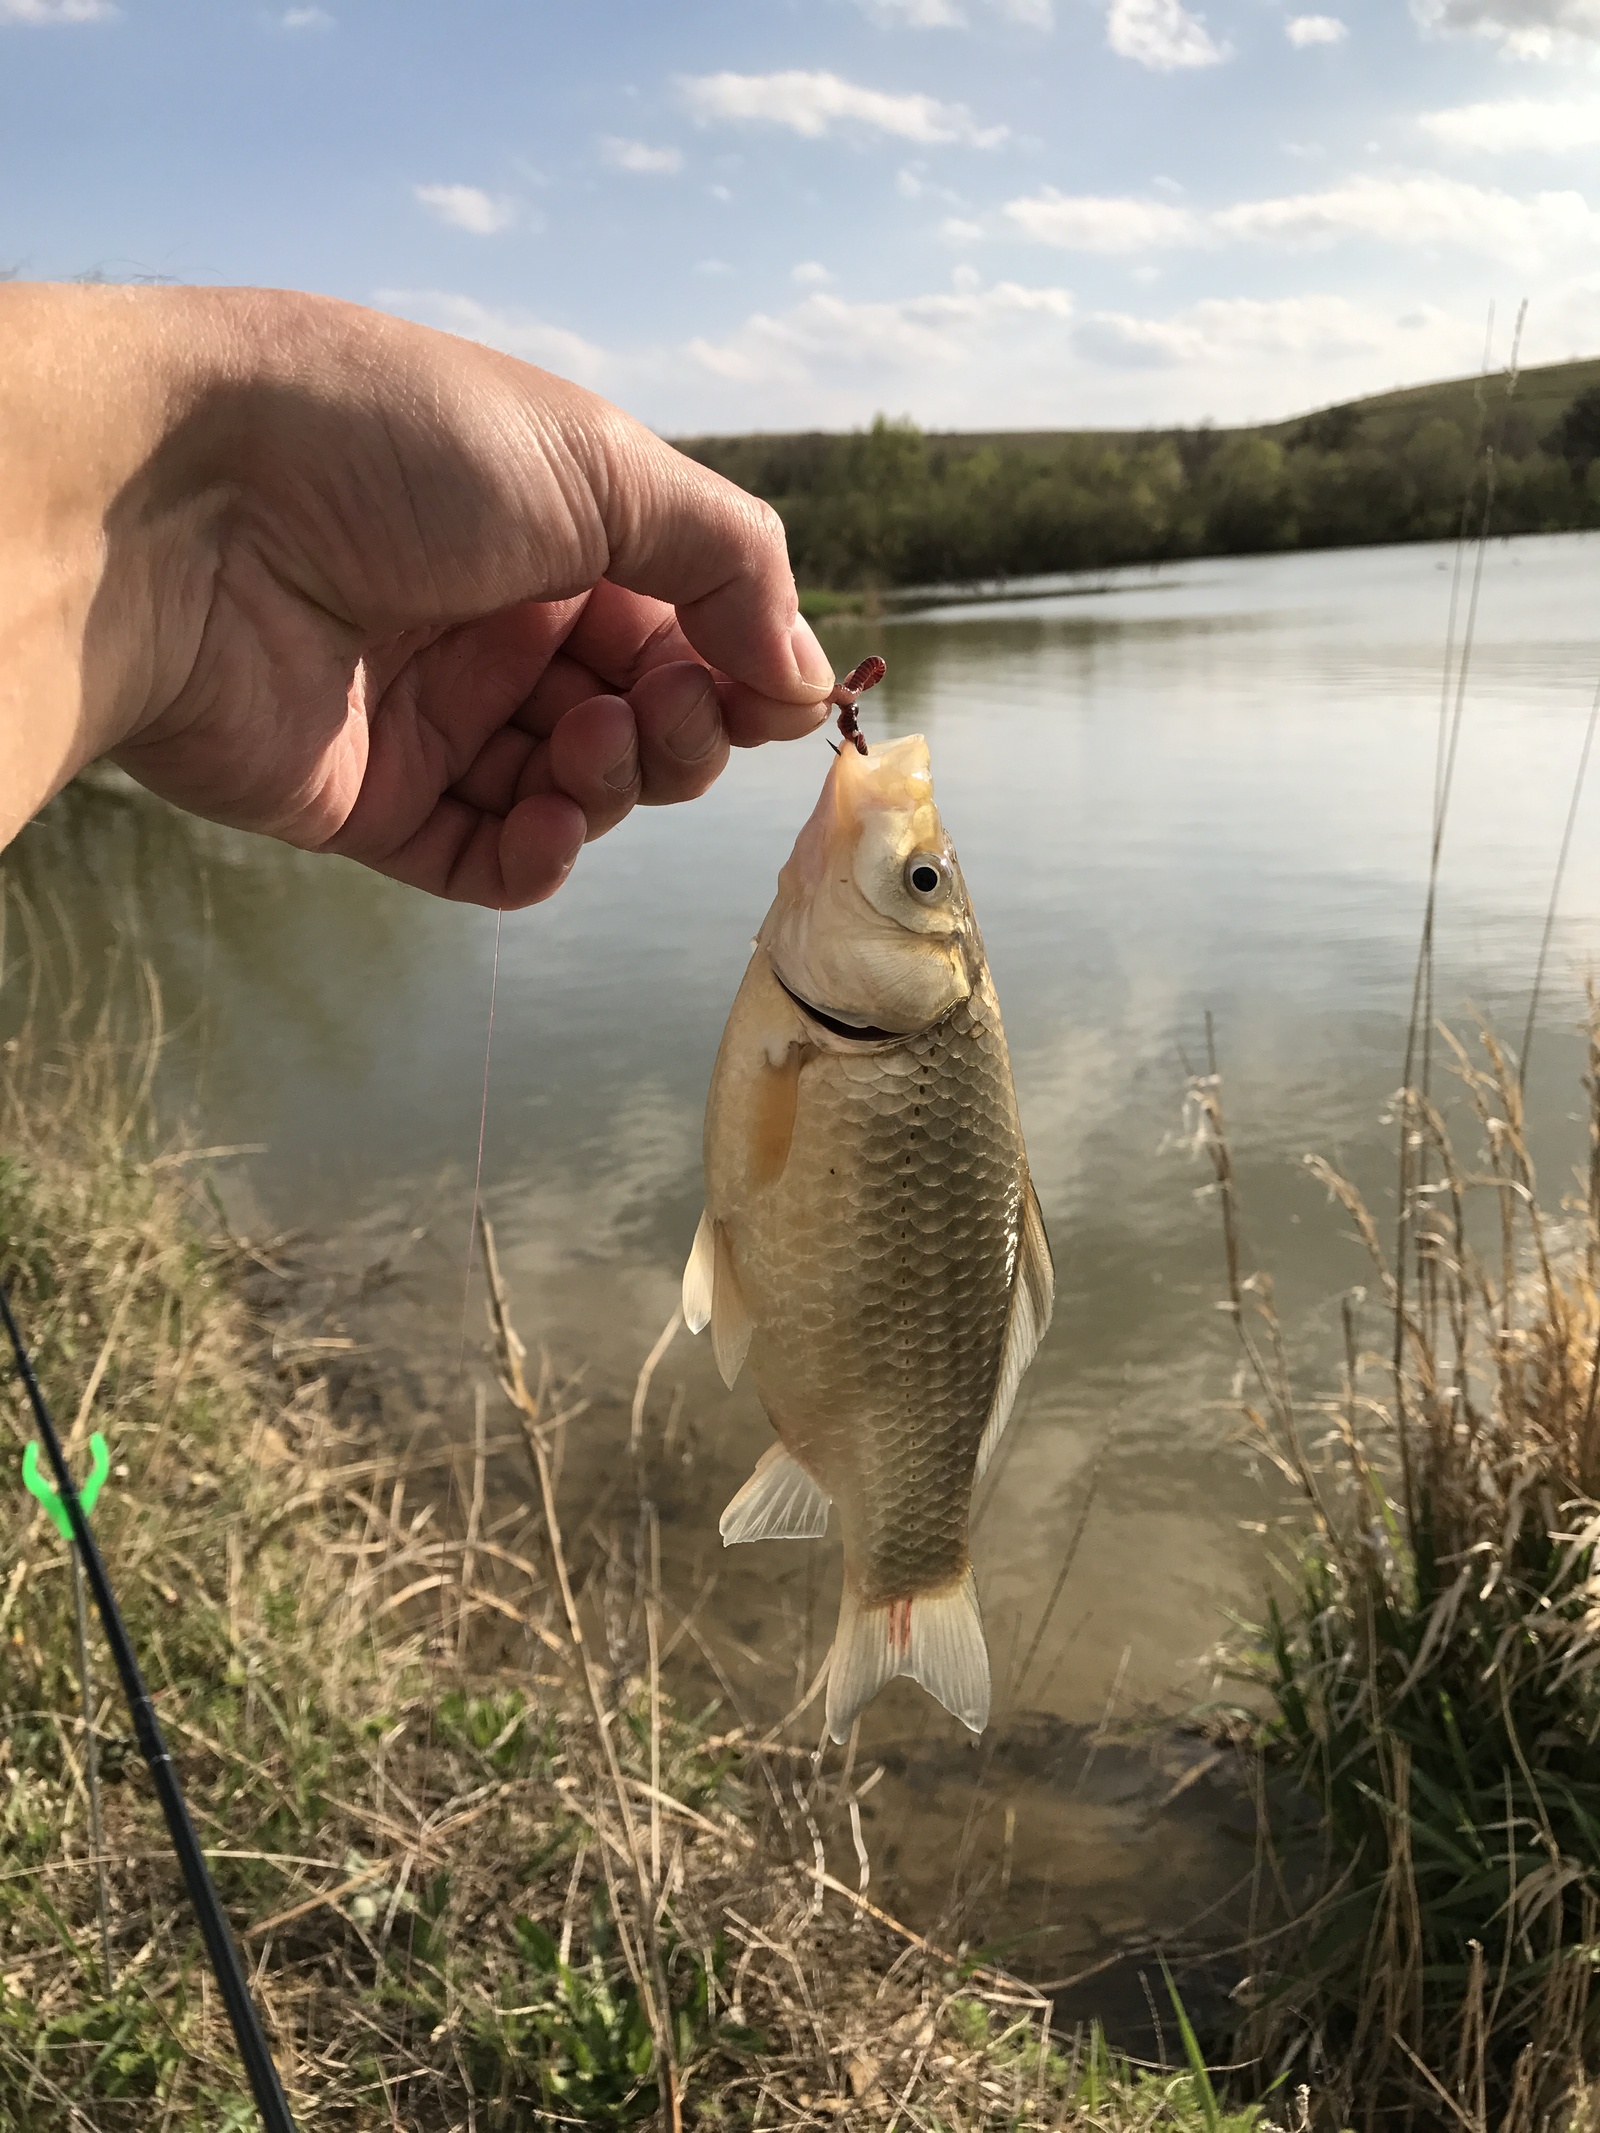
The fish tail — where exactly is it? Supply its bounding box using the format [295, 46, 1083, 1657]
[824, 1570, 990, 1743]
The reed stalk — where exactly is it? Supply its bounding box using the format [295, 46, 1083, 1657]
[1193, 1003, 1600, 2131]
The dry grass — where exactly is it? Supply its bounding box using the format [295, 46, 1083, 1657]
[0, 885, 1268, 2129]
[1190, 1004, 1600, 2132]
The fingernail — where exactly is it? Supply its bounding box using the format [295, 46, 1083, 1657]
[602, 737, 640, 791]
[664, 689, 721, 763]
[788, 613, 835, 695]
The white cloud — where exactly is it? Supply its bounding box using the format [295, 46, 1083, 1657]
[998, 171, 1600, 262]
[1420, 92, 1600, 152]
[600, 136, 684, 175]
[683, 281, 1075, 394]
[1213, 172, 1599, 256]
[279, 5, 332, 27]
[696, 258, 735, 276]
[1286, 12, 1347, 41]
[792, 260, 834, 285]
[941, 215, 986, 241]
[412, 184, 516, 236]
[897, 162, 966, 204]
[0, 0, 114, 20]
[856, 0, 967, 23]
[1004, 187, 1200, 251]
[1106, 0, 1229, 69]
[678, 69, 1008, 146]
[380, 277, 1505, 434]
[851, 0, 1055, 20]
[1413, 0, 1600, 51]
[1075, 292, 1406, 368]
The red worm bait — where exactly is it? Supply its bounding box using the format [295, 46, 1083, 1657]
[825, 655, 887, 755]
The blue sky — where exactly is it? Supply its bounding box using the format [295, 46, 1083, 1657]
[4, 0, 1599, 432]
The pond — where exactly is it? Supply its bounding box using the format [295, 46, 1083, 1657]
[10, 527, 1600, 2025]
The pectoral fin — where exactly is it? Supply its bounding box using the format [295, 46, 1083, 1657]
[975, 1178, 1055, 1480]
[720, 1444, 830, 1544]
[683, 1212, 755, 1388]
[682, 1211, 715, 1334]
[710, 1222, 753, 1389]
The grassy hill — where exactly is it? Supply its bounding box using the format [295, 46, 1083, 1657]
[674, 356, 1600, 600]
[1266, 353, 1600, 452]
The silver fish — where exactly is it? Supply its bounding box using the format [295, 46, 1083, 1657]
[683, 730, 1052, 1741]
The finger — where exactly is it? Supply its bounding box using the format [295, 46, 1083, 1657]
[528, 585, 829, 754]
[559, 580, 698, 690]
[540, 693, 642, 843]
[630, 661, 731, 808]
[446, 723, 541, 814]
[508, 649, 615, 740]
[403, 598, 589, 766]
[374, 790, 586, 908]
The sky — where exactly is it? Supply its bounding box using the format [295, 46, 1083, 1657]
[4, 0, 1600, 434]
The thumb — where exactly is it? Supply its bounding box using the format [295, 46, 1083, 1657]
[565, 404, 836, 708]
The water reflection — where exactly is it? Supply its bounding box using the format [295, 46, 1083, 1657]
[7, 529, 1600, 2004]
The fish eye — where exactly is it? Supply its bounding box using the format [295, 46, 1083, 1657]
[903, 852, 948, 901]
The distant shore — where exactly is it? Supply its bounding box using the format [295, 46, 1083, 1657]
[687, 354, 1600, 609]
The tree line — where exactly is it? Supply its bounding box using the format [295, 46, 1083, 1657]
[677, 385, 1600, 593]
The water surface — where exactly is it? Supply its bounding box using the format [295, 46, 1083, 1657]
[11, 530, 1600, 2009]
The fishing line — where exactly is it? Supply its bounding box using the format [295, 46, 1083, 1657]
[458, 906, 504, 1374]
[0, 1279, 300, 2133]
[393, 901, 506, 2075]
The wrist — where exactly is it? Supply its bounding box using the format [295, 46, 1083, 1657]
[0, 284, 234, 844]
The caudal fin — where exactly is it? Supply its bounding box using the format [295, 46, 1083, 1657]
[825, 1572, 990, 1743]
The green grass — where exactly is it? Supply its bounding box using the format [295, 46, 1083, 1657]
[1259, 353, 1600, 454]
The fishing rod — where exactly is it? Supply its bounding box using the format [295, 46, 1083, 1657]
[0, 1278, 300, 2133]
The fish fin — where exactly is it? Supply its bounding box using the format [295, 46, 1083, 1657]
[825, 1584, 904, 1743]
[719, 1444, 830, 1545]
[710, 1221, 754, 1390]
[975, 1179, 1056, 1480]
[825, 1572, 991, 1742]
[908, 1571, 991, 1736]
[682, 1211, 715, 1335]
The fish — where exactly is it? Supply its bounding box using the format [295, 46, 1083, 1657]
[681, 720, 1053, 1743]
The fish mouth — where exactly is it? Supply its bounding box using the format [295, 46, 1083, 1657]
[773, 972, 900, 1044]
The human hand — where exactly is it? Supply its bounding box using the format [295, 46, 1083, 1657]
[0, 286, 836, 906]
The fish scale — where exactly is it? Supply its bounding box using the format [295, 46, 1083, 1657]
[733, 970, 1022, 1585]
